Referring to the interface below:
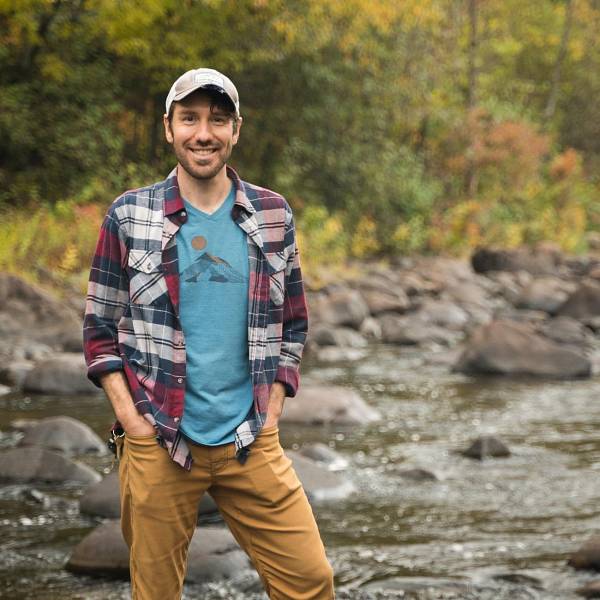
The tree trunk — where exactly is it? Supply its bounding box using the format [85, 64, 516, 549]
[544, 0, 574, 122]
[465, 0, 479, 197]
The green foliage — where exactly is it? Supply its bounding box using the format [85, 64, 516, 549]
[1, 0, 600, 278]
[0, 200, 103, 290]
[296, 205, 348, 273]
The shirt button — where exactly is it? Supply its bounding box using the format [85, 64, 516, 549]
[145, 262, 152, 272]
[177, 377, 183, 384]
[174, 417, 180, 423]
[180, 211, 186, 217]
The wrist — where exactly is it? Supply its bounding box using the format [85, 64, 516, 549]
[272, 381, 286, 396]
[116, 408, 143, 428]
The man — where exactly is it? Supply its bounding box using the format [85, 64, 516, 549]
[83, 67, 334, 600]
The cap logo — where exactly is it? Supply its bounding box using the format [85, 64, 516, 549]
[193, 73, 224, 87]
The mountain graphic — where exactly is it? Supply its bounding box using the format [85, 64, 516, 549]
[182, 252, 245, 284]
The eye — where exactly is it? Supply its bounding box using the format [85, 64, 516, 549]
[210, 115, 227, 125]
[181, 114, 195, 123]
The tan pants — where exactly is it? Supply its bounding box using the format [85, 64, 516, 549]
[117, 425, 335, 600]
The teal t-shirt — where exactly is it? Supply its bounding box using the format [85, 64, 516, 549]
[176, 181, 253, 445]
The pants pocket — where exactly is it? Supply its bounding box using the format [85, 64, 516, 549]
[247, 437, 302, 507]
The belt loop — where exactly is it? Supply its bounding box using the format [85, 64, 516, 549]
[115, 435, 125, 461]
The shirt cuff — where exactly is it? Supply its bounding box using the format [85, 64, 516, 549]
[87, 356, 124, 388]
[275, 365, 300, 398]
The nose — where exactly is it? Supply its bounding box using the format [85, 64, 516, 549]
[192, 118, 213, 144]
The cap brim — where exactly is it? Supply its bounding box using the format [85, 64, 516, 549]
[173, 84, 237, 112]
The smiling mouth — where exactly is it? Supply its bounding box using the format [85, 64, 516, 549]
[190, 147, 218, 157]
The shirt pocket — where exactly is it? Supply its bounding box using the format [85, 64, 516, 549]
[127, 249, 169, 305]
[266, 254, 286, 307]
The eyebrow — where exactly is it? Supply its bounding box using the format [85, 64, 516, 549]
[178, 107, 229, 116]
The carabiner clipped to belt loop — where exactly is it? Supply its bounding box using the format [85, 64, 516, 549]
[107, 427, 126, 471]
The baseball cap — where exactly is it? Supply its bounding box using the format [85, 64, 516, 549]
[165, 68, 240, 117]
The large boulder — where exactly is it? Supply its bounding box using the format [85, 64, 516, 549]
[288, 451, 355, 502]
[359, 316, 383, 340]
[186, 526, 251, 583]
[539, 316, 592, 348]
[0, 447, 101, 484]
[312, 290, 370, 329]
[79, 471, 122, 519]
[66, 520, 250, 581]
[378, 313, 457, 346]
[486, 270, 526, 304]
[443, 280, 493, 309]
[415, 299, 471, 331]
[577, 580, 600, 598]
[0, 273, 83, 356]
[557, 281, 600, 319]
[358, 289, 410, 316]
[515, 277, 575, 314]
[281, 385, 380, 425]
[454, 319, 591, 379]
[472, 246, 561, 275]
[0, 359, 35, 388]
[19, 416, 107, 455]
[80, 470, 220, 520]
[23, 353, 98, 394]
[397, 270, 442, 296]
[410, 256, 476, 289]
[569, 536, 600, 571]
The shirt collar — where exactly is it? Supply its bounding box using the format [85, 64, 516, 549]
[163, 165, 256, 217]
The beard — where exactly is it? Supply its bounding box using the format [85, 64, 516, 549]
[173, 140, 233, 181]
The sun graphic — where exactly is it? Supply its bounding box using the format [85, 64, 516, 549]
[191, 235, 207, 250]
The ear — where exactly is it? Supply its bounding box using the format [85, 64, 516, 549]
[163, 114, 174, 144]
[232, 116, 243, 146]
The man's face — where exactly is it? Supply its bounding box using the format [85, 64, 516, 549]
[163, 91, 241, 181]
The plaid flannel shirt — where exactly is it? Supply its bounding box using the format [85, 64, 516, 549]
[83, 166, 308, 470]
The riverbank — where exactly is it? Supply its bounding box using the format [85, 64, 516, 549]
[2, 244, 600, 598]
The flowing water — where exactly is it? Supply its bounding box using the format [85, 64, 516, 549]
[1, 343, 600, 599]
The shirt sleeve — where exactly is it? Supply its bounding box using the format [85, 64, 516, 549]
[83, 207, 129, 388]
[274, 207, 309, 397]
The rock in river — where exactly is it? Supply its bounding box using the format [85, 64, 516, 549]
[23, 353, 99, 394]
[454, 319, 591, 379]
[298, 442, 349, 471]
[577, 580, 600, 598]
[0, 447, 101, 484]
[67, 520, 250, 581]
[313, 289, 370, 329]
[569, 535, 600, 571]
[515, 277, 575, 314]
[280, 385, 381, 425]
[287, 451, 355, 502]
[557, 281, 600, 319]
[19, 415, 107, 455]
[462, 435, 511, 460]
[398, 468, 438, 481]
[80, 470, 220, 521]
[378, 313, 456, 346]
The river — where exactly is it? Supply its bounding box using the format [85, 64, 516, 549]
[1, 343, 600, 599]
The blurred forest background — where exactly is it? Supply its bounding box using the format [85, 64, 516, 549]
[1, 0, 599, 289]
